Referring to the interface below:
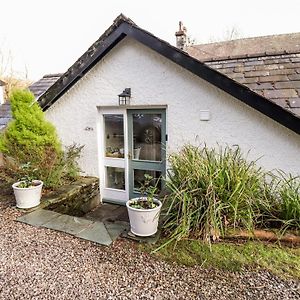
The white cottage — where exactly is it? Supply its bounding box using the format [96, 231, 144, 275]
[37, 15, 300, 205]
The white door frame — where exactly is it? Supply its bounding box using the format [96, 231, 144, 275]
[97, 105, 168, 205]
[97, 107, 129, 204]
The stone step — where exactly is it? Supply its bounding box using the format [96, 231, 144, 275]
[16, 209, 126, 246]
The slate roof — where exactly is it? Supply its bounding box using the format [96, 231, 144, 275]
[0, 74, 62, 131]
[187, 33, 300, 116]
[0, 103, 11, 131]
[29, 73, 62, 99]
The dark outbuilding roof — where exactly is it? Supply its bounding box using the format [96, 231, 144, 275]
[187, 33, 300, 117]
[0, 74, 62, 131]
[0, 103, 11, 131]
[188, 33, 300, 61]
[38, 14, 300, 135]
[29, 73, 62, 99]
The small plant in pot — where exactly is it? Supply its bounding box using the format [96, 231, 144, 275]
[126, 174, 162, 237]
[12, 163, 43, 209]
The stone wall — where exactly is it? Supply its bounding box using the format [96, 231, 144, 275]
[43, 176, 100, 216]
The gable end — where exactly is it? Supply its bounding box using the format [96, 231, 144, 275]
[39, 15, 300, 135]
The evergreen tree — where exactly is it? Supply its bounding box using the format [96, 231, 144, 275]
[0, 89, 61, 163]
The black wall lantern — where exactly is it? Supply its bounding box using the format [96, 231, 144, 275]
[118, 88, 131, 105]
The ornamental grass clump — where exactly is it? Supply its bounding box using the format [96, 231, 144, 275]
[278, 173, 300, 228]
[161, 144, 266, 245]
[261, 171, 300, 230]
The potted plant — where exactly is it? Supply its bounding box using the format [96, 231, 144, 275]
[12, 163, 43, 209]
[126, 174, 162, 237]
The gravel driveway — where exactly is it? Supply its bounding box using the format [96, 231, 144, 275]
[0, 189, 299, 300]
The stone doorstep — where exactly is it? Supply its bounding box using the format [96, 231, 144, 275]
[17, 206, 161, 246]
[16, 209, 127, 246]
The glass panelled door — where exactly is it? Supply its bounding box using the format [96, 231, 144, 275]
[127, 109, 166, 199]
[101, 112, 127, 203]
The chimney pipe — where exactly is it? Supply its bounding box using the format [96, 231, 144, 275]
[175, 21, 187, 50]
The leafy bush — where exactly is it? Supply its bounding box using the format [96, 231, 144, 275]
[161, 144, 300, 246]
[0, 89, 83, 189]
[0, 89, 61, 162]
[37, 143, 84, 188]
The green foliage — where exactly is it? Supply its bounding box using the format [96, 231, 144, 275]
[278, 173, 300, 227]
[0, 89, 83, 189]
[162, 145, 266, 244]
[143, 240, 300, 279]
[0, 89, 61, 162]
[17, 162, 40, 188]
[38, 143, 84, 188]
[129, 174, 159, 209]
[161, 144, 300, 247]
[262, 171, 300, 230]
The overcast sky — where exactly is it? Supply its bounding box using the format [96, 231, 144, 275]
[1, 0, 300, 80]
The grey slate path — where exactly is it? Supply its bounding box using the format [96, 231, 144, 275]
[17, 204, 156, 245]
[17, 209, 61, 227]
[42, 214, 93, 235]
[16, 208, 124, 246]
[105, 221, 129, 241]
[76, 221, 112, 246]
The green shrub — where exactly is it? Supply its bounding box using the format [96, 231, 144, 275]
[38, 143, 84, 188]
[0, 89, 61, 162]
[0, 89, 83, 189]
[162, 144, 266, 244]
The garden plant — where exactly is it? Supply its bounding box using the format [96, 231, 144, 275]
[160, 144, 300, 248]
[0, 89, 83, 189]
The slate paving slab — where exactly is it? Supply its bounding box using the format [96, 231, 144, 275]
[105, 221, 128, 241]
[17, 209, 61, 227]
[122, 228, 161, 244]
[75, 221, 112, 246]
[17, 204, 157, 246]
[85, 203, 129, 222]
[41, 214, 93, 235]
[17, 209, 119, 246]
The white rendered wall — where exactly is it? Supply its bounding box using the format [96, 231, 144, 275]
[46, 37, 300, 176]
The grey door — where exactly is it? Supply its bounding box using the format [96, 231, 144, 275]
[127, 109, 166, 199]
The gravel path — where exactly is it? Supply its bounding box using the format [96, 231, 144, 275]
[0, 190, 299, 299]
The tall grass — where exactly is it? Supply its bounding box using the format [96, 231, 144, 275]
[162, 145, 266, 244]
[160, 144, 300, 248]
[262, 171, 300, 230]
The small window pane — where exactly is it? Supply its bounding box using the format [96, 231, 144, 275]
[104, 115, 124, 158]
[106, 167, 125, 190]
[132, 114, 162, 161]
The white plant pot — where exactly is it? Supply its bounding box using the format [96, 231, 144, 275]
[126, 197, 162, 237]
[12, 180, 43, 209]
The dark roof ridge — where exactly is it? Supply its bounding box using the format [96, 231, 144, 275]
[199, 50, 300, 62]
[38, 14, 300, 135]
